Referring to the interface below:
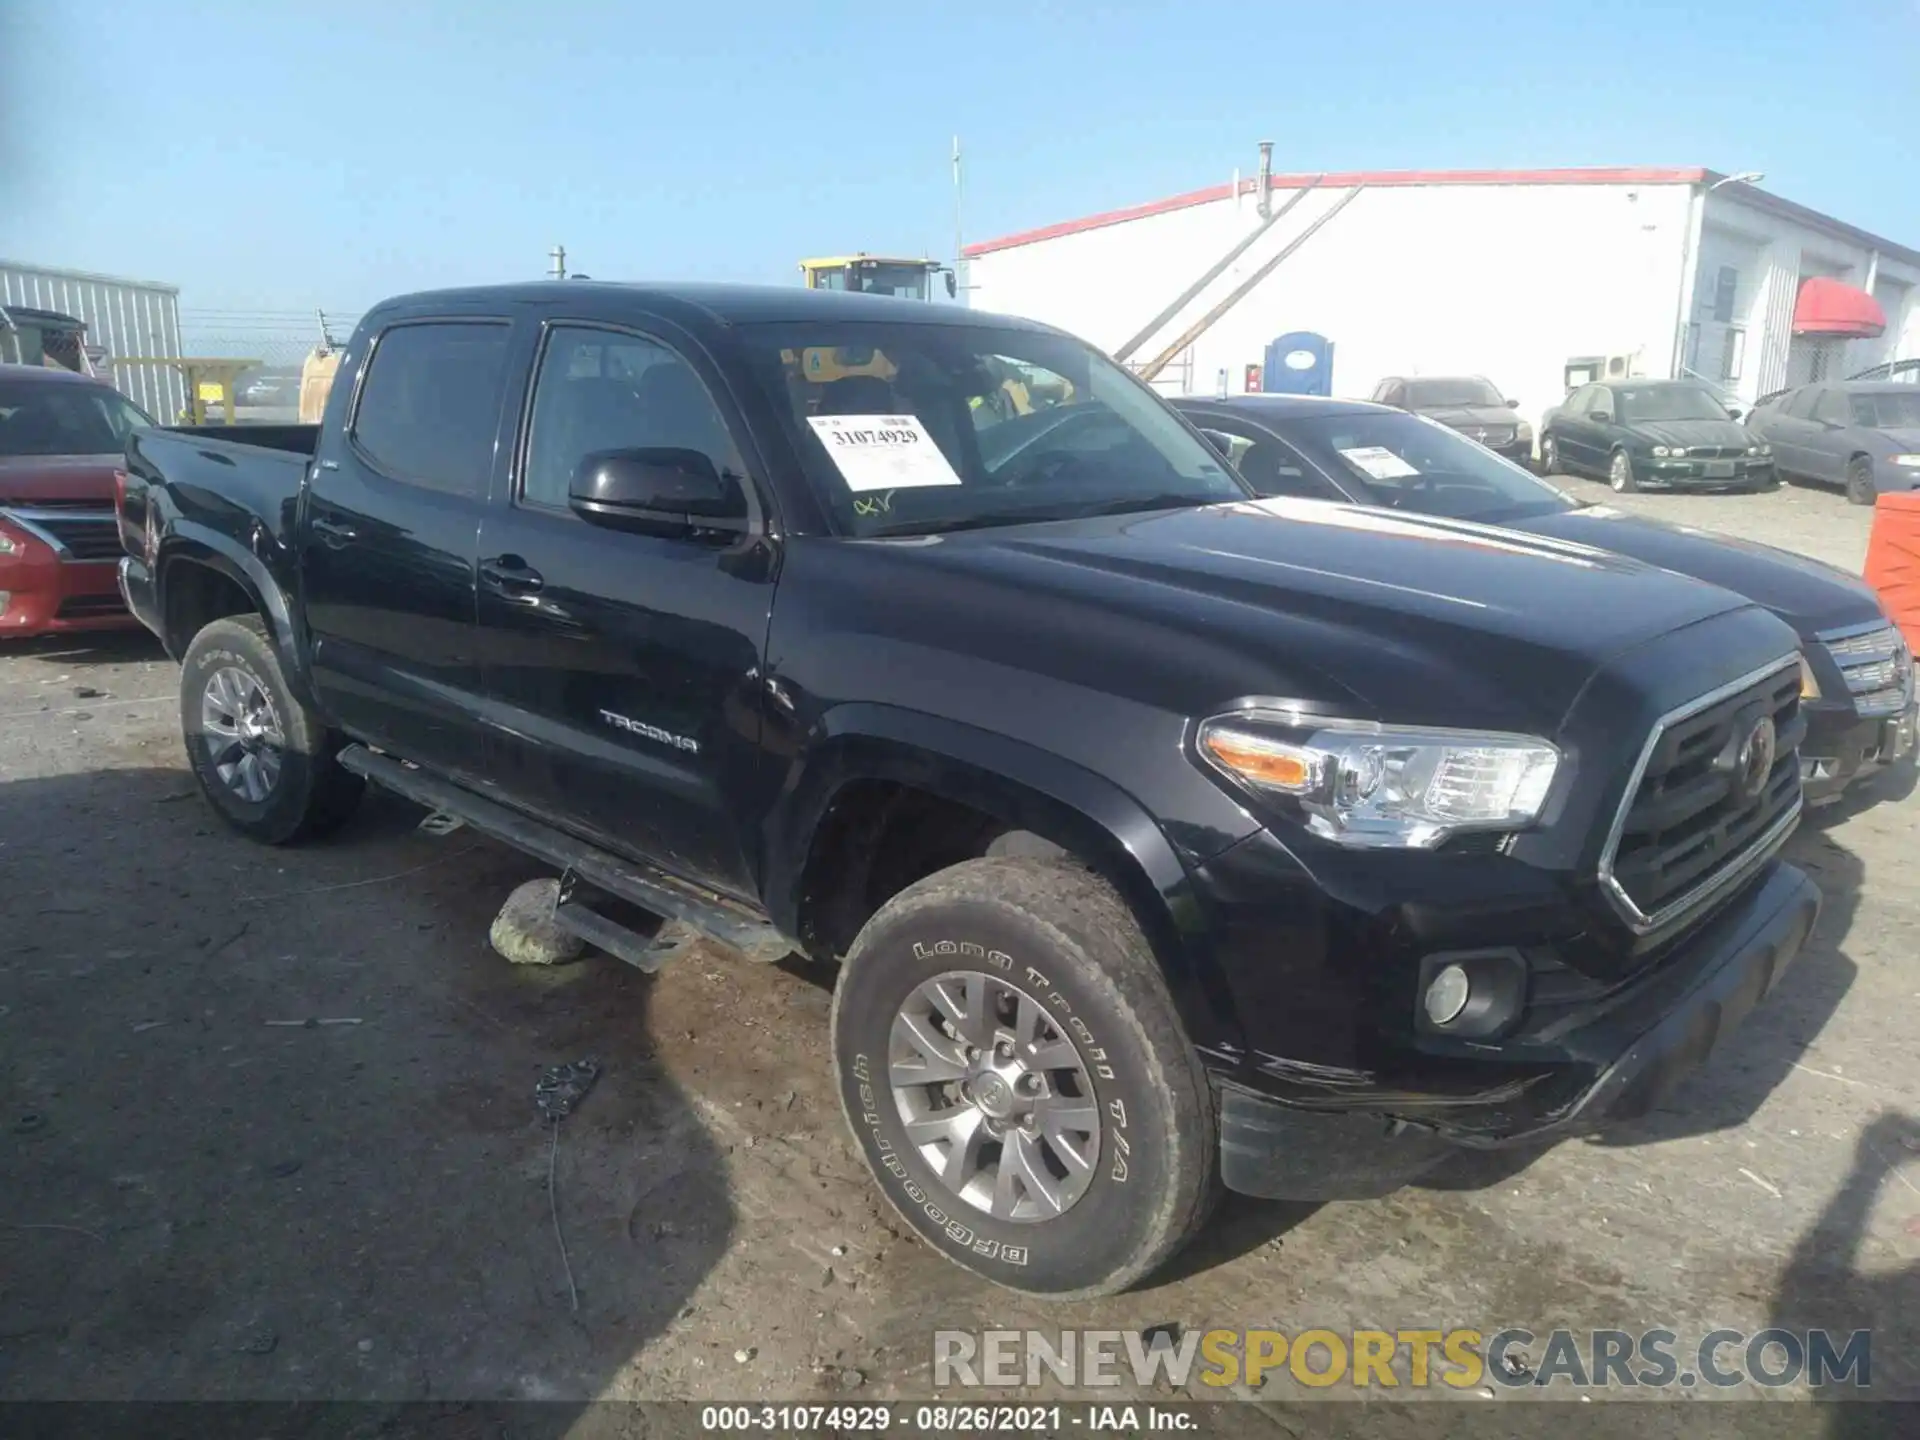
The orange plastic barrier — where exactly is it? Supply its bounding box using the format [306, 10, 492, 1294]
[1863, 490, 1920, 653]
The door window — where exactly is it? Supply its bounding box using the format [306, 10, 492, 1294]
[349, 321, 511, 495]
[1374, 380, 1405, 406]
[1781, 388, 1818, 419]
[521, 326, 746, 512]
[1813, 390, 1853, 426]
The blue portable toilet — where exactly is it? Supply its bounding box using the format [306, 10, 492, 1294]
[1262, 332, 1335, 396]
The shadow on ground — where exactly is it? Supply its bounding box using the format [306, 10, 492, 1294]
[0, 765, 733, 1417]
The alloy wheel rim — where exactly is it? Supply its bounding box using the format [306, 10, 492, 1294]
[200, 666, 286, 803]
[1610, 453, 1629, 490]
[887, 969, 1101, 1223]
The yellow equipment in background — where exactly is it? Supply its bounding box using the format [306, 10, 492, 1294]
[792, 255, 956, 384]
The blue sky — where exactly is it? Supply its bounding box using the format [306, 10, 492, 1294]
[4, 0, 1917, 331]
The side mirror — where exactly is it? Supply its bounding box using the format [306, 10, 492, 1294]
[1197, 428, 1234, 458]
[1725, 407, 1743, 421]
[569, 448, 746, 536]
[1589, 409, 1613, 424]
[1504, 397, 1520, 409]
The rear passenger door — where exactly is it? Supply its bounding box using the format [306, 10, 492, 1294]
[302, 317, 512, 782]
[472, 318, 776, 898]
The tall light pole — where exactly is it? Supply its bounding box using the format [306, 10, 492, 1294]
[1710, 170, 1765, 192]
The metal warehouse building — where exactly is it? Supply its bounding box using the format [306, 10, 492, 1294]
[962, 157, 1920, 442]
[1, 260, 187, 419]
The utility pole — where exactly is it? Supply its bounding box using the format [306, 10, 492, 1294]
[952, 136, 965, 297]
[549, 244, 567, 281]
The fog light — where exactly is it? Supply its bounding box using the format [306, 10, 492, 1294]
[1424, 964, 1472, 1026]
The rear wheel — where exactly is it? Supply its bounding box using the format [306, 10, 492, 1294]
[1846, 457, 1878, 507]
[1609, 448, 1638, 494]
[1540, 433, 1563, 476]
[830, 857, 1218, 1297]
[180, 616, 363, 844]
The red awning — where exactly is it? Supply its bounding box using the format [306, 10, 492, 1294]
[1792, 276, 1887, 338]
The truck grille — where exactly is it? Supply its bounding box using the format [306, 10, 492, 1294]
[1463, 425, 1515, 446]
[1599, 657, 1804, 934]
[1818, 620, 1913, 719]
[0, 507, 122, 561]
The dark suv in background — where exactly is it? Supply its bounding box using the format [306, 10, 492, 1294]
[1370, 374, 1533, 465]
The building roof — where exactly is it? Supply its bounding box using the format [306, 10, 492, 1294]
[963, 166, 1920, 269]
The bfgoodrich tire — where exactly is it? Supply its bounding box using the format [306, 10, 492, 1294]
[830, 856, 1219, 1298]
[180, 615, 363, 845]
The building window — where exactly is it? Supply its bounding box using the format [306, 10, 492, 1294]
[1720, 327, 1746, 383]
[1709, 265, 1739, 324]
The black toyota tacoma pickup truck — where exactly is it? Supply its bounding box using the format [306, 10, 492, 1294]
[118, 283, 1821, 1298]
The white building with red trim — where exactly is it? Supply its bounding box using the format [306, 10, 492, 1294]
[961, 162, 1920, 438]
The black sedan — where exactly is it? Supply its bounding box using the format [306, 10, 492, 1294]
[1173, 393, 1916, 806]
[1369, 374, 1533, 465]
[1540, 378, 1774, 493]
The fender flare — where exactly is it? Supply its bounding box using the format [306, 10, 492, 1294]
[763, 703, 1245, 1056]
[155, 522, 309, 695]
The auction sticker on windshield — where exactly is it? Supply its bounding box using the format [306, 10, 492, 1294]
[1338, 446, 1420, 481]
[806, 414, 964, 493]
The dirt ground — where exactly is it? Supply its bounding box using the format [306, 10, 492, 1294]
[2, 475, 1916, 1427]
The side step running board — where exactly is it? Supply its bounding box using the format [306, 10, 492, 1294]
[337, 744, 795, 965]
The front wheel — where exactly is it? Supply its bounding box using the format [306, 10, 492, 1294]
[1609, 449, 1639, 494]
[1846, 457, 1878, 507]
[1540, 433, 1564, 476]
[180, 615, 364, 844]
[831, 857, 1218, 1297]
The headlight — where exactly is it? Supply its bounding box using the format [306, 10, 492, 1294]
[1799, 656, 1821, 700]
[1515, 420, 1533, 440]
[1750, 444, 1772, 456]
[1651, 445, 1675, 458]
[1197, 713, 1561, 849]
[1892, 455, 1920, 468]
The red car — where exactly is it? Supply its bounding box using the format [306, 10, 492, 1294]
[0, 364, 153, 638]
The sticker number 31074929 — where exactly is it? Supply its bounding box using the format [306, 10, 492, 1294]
[805, 414, 965, 493]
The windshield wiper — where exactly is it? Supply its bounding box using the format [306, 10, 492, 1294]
[1066, 491, 1226, 519]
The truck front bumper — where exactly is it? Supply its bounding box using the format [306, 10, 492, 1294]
[1799, 697, 1916, 805]
[1195, 831, 1820, 1200]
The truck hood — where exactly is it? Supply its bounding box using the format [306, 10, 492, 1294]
[1506, 505, 1881, 635]
[915, 498, 1755, 734]
[0, 454, 120, 506]
[1625, 418, 1753, 450]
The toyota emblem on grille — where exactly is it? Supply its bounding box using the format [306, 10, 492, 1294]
[1735, 714, 1777, 803]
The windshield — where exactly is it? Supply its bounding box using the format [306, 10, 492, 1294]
[1405, 377, 1504, 408]
[1851, 391, 1920, 428]
[1281, 410, 1576, 523]
[846, 263, 933, 300]
[1615, 384, 1729, 422]
[743, 321, 1246, 536]
[0, 379, 154, 457]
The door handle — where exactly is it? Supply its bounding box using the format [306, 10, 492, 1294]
[480, 555, 545, 595]
[311, 516, 358, 547]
